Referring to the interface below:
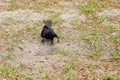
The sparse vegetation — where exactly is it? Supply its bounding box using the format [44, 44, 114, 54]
[107, 23, 120, 31]
[44, 72, 49, 79]
[58, 48, 70, 55]
[103, 74, 114, 80]
[63, 64, 75, 73]
[0, 0, 120, 79]
[5, 51, 13, 59]
[0, 66, 15, 78]
[21, 74, 33, 80]
[97, 14, 106, 24]
[25, 24, 38, 36]
[89, 51, 102, 57]
[114, 62, 120, 67]
[68, 71, 76, 80]
[112, 49, 120, 59]
[48, 12, 64, 25]
[80, 1, 100, 15]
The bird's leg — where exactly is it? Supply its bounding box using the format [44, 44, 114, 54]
[56, 35, 59, 43]
[50, 39, 54, 45]
[41, 38, 45, 43]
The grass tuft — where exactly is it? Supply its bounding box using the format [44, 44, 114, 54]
[112, 50, 120, 59]
[0, 66, 15, 78]
[80, 1, 100, 15]
[58, 48, 70, 55]
[103, 73, 114, 80]
[89, 51, 102, 57]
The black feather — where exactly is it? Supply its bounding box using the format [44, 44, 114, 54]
[41, 20, 59, 45]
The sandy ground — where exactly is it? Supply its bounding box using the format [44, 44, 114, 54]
[0, 0, 120, 79]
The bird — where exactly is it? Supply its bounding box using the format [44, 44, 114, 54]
[41, 20, 59, 45]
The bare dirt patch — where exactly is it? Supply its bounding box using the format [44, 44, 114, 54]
[0, 0, 120, 80]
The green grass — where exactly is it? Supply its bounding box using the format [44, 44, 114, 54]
[114, 62, 120, 67]
[48, 11, 64, 24]
[1, 17, 17, 26]
[25, 24, 34, 32]
[34, 1, 49, 11]
[79, 30, 104, 55]
[103, 73, 114, 80]
[87, 62, 93, 69]
[112, 50, 120, 59]
[5, 0, 62, 11]
[59, 33, 68, 40]
[0, 66, 16, 78]
[67, 71, 76, 80]
[89, 51, 102, 57]
[44, 72, 49, 79]
[12, 30, 19, 37]
[0, 65, 34, 80]
[113, 35, 120, 43]
[80, 1, 100, 15]
[6, 45, 14, 51]
[24, 24, 38, 36]
[62, 62, 75, 73]
[107, 23, 120, 31]
[97, 14, 106, 24]
[80, 30, 102, 41]
[11, 39, 18, 46]
[21, 74, 33, 80]
[0, 33, 4, 38]
[71, 19, 83, 30]
[6, 0, 20, 11]
[61, 59, 78, 80]
[6, 0, 48, 11]
[117, 75, 120, 80]
[58, 48, 70, 55]
[5, 51, 13, 59]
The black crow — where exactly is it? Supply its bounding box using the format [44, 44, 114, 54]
[41, 20, 59, 45]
